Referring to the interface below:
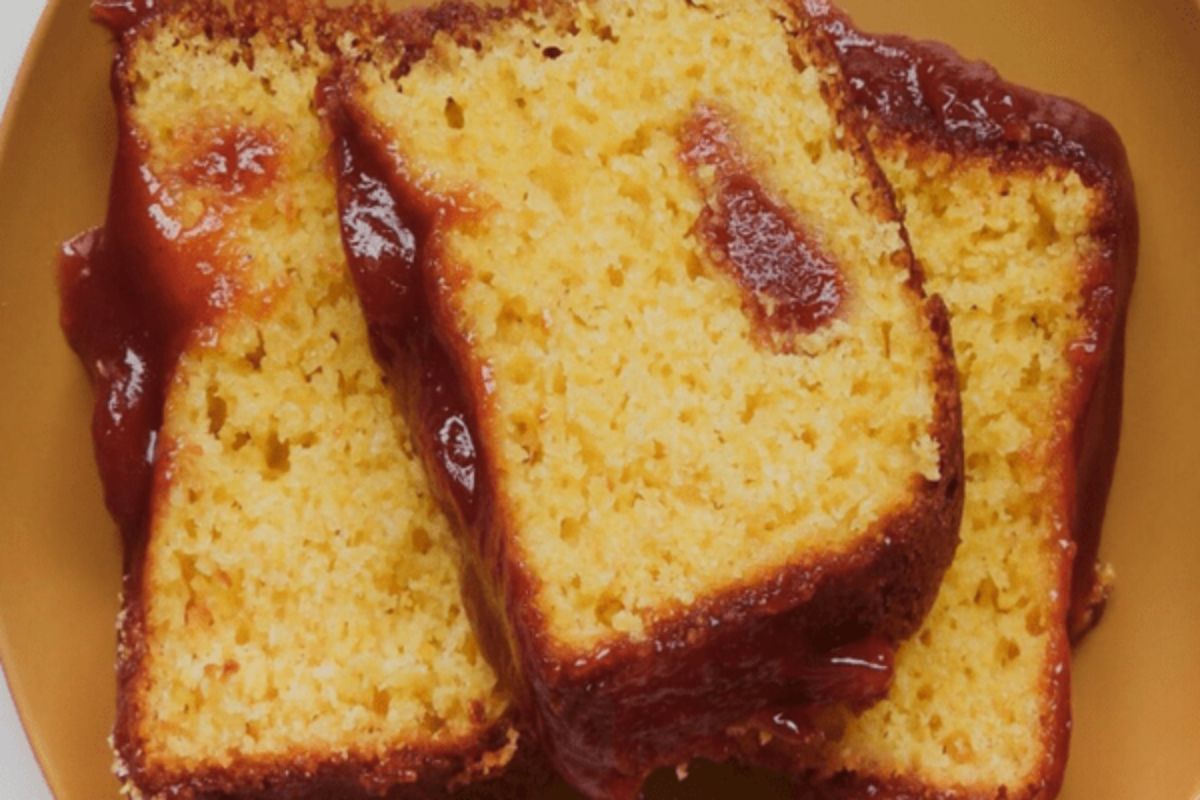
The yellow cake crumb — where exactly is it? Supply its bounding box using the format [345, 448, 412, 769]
[354, 0, 947, 650]
[123, 20, 505, 770]
[824, 148, 1097, 788]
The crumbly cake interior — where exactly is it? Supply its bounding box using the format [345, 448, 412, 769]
[127, 24, 504, 767]
[355, 0, 943, 650]
[821, 149, 1095, 787]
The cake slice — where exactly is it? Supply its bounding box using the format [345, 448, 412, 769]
[738, 5, 1136, 797]
[328, 1, 964, 795]
[59, 3, 540, 797]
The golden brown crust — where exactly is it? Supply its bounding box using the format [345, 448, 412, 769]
[327, 2, 964, 796]
[116, 722, 543, 800]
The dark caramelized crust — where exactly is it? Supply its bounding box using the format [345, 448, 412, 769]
[62, 3, 551, 798]
[328, 2, 964, 796]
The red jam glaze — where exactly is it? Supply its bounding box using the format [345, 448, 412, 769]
[60, 229, 163, 546]
[532, 624, 895, 799]
[91, 0, 160, 32]
[681, 107, 845, 339]
[94, 124, 277, 363]
[323, 81, 909, 799]
[321, 79, 517, 708]
[60, 58, 278, 562]
[325, 78, 557, 791]
[741, 636, 893, 744]
[782, 635, 894, 710]
[180, 126, 279, 197]
[809, 2, 1137, 643]
[321, 82, 490, 537]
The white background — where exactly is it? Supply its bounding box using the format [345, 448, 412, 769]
[1, 1, 56, 796]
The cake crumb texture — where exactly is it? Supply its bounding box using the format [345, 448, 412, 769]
[120, 17, 506, 775]
[355, 0, 946, 650]
[822, 149, 1095, 790]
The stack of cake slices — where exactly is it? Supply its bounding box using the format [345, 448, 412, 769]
[60, 1, 1134, 798]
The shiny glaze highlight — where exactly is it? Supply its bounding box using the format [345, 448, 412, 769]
[681, 106, 845, 339]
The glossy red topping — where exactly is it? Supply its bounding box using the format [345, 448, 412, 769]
[533, 629, 895, 799]
[324, 89, 490, 533]
[811, 3, 1132, 189]
[60, 229, 162, 543]
[681, 106, 845, 338]
[91, 0, 159, 32]
[733, 636, 895, 743]
[788, 635, 894, 708]
[334, 149, 421, 330]
[738, 637, 893, 758]
[179, 126, 279, 197]
[60, 109, 278, 556]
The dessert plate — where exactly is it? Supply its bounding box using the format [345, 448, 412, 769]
[0, 0, 1197, 797]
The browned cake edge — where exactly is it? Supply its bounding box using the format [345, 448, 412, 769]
[62, 3, 547, 798]
[327, 2, 965, 796]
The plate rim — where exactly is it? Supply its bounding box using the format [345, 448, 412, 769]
[0, 1, 82, 797]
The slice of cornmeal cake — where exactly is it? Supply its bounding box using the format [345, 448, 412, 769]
[742, 6, 1135, 798]
[59, 3, 542, 797]
[329, 1, 964, 795]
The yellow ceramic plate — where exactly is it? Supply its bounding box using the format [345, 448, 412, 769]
[1, 1, 1198, 797]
